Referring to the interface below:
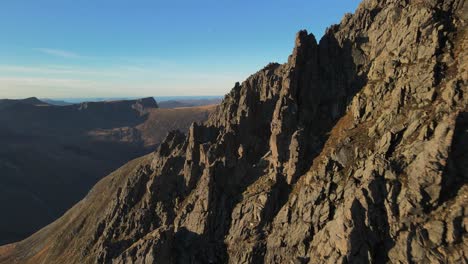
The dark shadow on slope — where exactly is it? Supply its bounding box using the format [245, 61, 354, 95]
[174, 227, 222, 264]
[0, 98, 166, 245]
[364, 179, 396, 263]
[439, 111, 468, 204]
[347, 193, 396, 264]
[347, 199, 371, 264]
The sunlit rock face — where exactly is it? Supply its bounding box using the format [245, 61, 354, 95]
[1, 0, 466, 263]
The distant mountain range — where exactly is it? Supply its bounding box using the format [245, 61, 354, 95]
[157, 98, 222, 108]
[40, 99, 73, 106]
[0, 97, 216, 245]
[0, 97, 49, 109]
[41, 96, 223, 109]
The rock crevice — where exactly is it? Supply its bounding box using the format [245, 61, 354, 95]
[1, 0, 466, 263]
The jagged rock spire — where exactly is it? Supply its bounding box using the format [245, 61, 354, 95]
[1, 0, 466, 263]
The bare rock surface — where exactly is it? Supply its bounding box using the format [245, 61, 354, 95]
[0, 0, 466, 263]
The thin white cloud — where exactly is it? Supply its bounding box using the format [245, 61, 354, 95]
[35, 48, 83, 59]
[0, 76, 98, 89]
[0, 65, 121, 77]
[0, 74, 236, 99]
[0, 59, 249, 98]
[0, 64, 244, 81]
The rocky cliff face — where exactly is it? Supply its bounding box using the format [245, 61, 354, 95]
[1, 0, 466, 263]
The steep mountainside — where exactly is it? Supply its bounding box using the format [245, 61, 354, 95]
[0, 98, 214, 245]
[1, 0, 466, 263]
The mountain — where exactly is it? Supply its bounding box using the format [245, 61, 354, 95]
[41, 98, 223, 108]
[0, 97, 49, 110]
[1, 0, 466, 263]
[40, 99, 73, 106]
[157, 98, 222, 109]
[0, 97, 215, 245]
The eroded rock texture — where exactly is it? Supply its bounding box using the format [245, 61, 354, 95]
[1, 0, 466, 263]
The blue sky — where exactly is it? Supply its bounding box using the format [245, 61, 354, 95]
[0, 0, 361, 99]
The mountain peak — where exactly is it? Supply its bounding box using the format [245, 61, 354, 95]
[76, 97, 158, 115]
[0, 97, 48, 110]
[135, 96, 159, 108]
[1, 0, 466, 263]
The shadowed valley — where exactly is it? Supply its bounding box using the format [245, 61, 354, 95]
[0, 97, 215, 245]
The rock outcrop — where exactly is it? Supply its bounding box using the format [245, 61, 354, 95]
[1, 0, 466, 263]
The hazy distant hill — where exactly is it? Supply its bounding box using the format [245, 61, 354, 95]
[41, 97, 222, 108]
[0, 97, 216, 245]
[157, 98, 222, 108]
[0, 97, 49, 110]
[40, 98, 73, 106]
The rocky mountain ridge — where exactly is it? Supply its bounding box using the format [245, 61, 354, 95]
[0, 97, 49, 109]
[0, 0, 466, 263]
